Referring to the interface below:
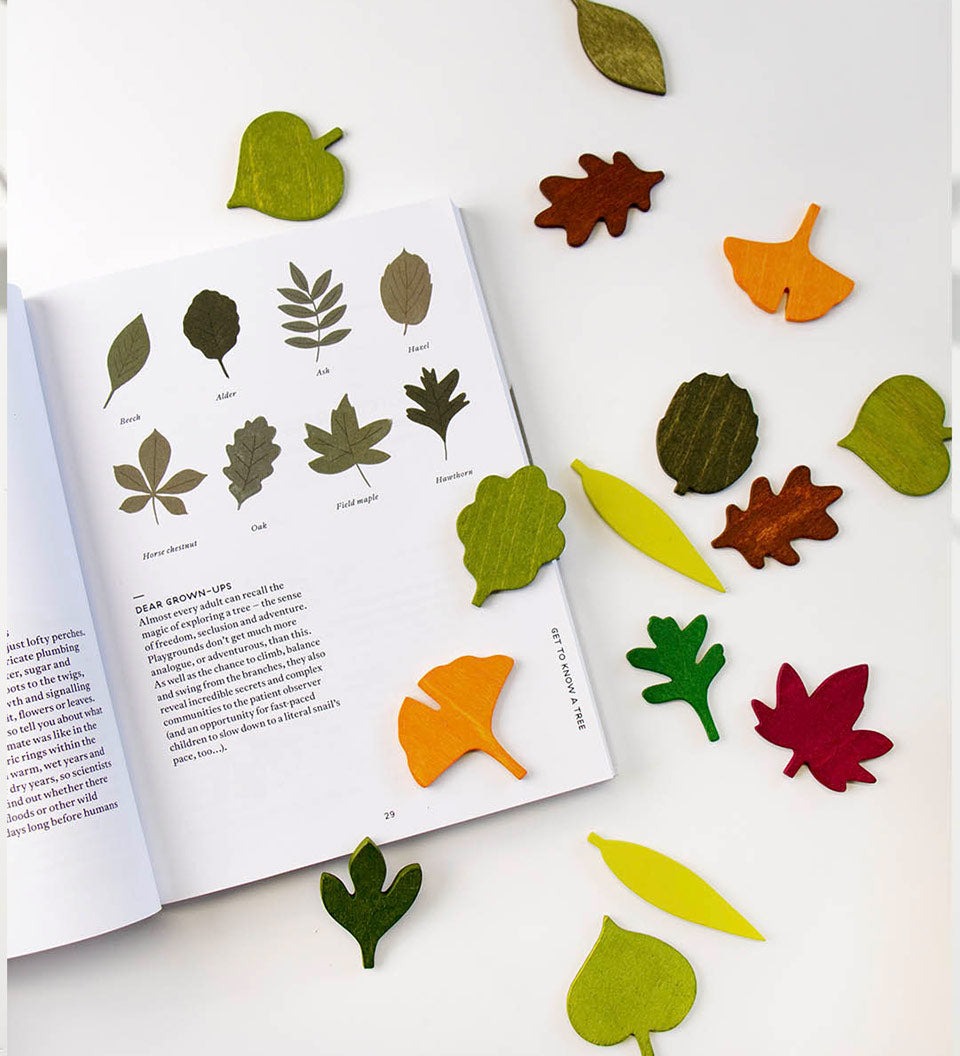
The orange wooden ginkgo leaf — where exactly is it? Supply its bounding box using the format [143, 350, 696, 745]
[398, 655, 527, 787]
[723, 204, 854, 322]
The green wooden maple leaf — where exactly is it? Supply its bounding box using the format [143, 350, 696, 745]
[404, 366, 469, 459]
[304, 394, 392, 488]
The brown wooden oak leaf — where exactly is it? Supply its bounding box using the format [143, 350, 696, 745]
[534, 152, 664, 247]
[711, 465, 842, 569]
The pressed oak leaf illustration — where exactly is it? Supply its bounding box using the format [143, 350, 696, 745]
[223, 415, 281, 509]
[404, 366, 469, 459]
[752, 663, 893, 792]
[304, 394, 392, 488]
[114, 429, 206, 524]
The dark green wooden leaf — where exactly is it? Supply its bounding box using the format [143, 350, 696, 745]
[223, 415, 282, 508]
[104, 314, 150, 409]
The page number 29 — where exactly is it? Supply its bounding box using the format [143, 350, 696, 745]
[383, 810, 395, 820]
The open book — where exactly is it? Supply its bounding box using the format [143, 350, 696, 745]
[6, 200, 614, 957]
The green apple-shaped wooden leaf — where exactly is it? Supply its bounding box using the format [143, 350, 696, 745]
[567, 917, 696, 1056]
[838, 375, 951, 495]
[227, 111, 345, 221]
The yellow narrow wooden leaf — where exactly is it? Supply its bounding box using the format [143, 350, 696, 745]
[588, 833, 764, 941]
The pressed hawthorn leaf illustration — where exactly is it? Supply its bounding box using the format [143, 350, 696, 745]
[304, 394, 392, 487]
[319, 837, 422, 969]
[183, 290, 240, 377]
[278, 261, 350, 369]
[380, 250, 432, 334]
[570, 0, 666, 95]
[103, 314, 150, 408]
[223, 416, 281, 509]
[404, 366, 469, 459]
[114, 429, 206, 524]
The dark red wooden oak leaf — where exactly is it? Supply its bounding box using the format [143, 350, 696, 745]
[534, 152, 664, 247]
[752, 663, 893, 792]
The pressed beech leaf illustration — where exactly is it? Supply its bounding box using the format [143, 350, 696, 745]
[398, 654, 526, 786]
[320, 837, 422, 969]
[183, 290, 240, 377]
[114, 429, 205, 524]
[626, 615, 725, 742]
[404, 367, 469, 459]
[103, 314, 150, 408]
[753, 663, 893, 792]
[278, 262, 350, 369]
[711, 465, 843, 568]
[223, 416, 281, 509]
[380, 250, 432, 334]
[570, 0, 667, 95]
[304, 394, 391, 487]
[535, 152, 663, 247]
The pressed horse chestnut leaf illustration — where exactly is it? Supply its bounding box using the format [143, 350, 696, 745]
[114, 429, 205, 524]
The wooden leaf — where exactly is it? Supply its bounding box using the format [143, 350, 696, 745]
[380, 250, 432, 334]
[570, 0, 666, 95]
[223, 416, 282, 509]
[103, 314, 150, 408]
[398, 655, 526, 786]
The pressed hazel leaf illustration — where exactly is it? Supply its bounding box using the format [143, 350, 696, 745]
[404, 366, 469, 459]
[278, 261, 351, 369]
[380, 249, 432, 334]
[456, 466, 566, 606]
[223, 416, 281, 509]
[319, 837, 422, 969]
[304, 394, 391, 488]
[114, 429, 206, 525]
[627, 615, 725, 742]
[567, 917, 696, 1056]
[183, 290, 240, 378]
[570, 0, 667, 95]
[103, 314, 150, 408]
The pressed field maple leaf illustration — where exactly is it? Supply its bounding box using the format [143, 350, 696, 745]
[304, 394, 391, 488]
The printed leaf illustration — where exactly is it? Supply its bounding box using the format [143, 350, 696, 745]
[103, 314, 150, 408]
[535, 152, 664, 247]
[319, 837, 422, 969]
[571, 460, 724, 592]
[657, 373, 758, 494]
[404, 366, 469, 459]
[183, 290, 240, 378]
[278, 261, 351, 368]
[838, 374, 952, 495]
[114, 429, 205, 524]
[626, 615, 725, 741]
[223, 416, 281, 509]
[304, 394, 391, 488]
[711, 465, 842, 569]
[588, 834, 764, 941]
[723, 204, 854, 321]
[570, 0, 666, 95]
[752, 663, 893, 792]
[456, 466, 566, 606]
[567, 917, 696, 1056]
[398, 654, 526, 786]
[227, 111, 344, 221]
[380, 249, 432, 334]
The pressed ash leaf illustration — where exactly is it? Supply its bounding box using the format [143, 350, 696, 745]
[103, 314, 150, 408]
[380, 249, 432, 334]
[223, 416, 281, 509]
[570, 0, 667, 95]
[114, 429, 206, 524]
[183, 290, 240, 378]
[304, 394, 392, 488]
[278, 261, 351, 369]
[404, 367, 469, 459]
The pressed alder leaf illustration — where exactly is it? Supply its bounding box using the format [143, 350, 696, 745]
[570, 0, 666, 95]
[711, 465, 843, 569]
[277, 261, 351, 368]
[567, 917, 696, 1056]
[380, 249, 432, 334]
[304, 394, 391, 487]
[227, 111, 344, 221]
[724, 204, 854, 321]
[752, 663, 893, 792]
[103, 314, 150, 408]
[320, 837, 422, 969]
[183, 290, 240, 377]
[404, 366, 469, 459]
[223, 416, 281, 509]
[398, 654, 526, 786]
[114, 429, 206, 524]
[588, 834, 764, 941]
[535, 152, 663, 247]
[627, 615, 725, 742]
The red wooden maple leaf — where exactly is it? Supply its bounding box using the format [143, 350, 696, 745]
[752, 663, 893, 792]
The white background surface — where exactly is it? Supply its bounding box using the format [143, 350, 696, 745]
[6, 1, 952, 1054]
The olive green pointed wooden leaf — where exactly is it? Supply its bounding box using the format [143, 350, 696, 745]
[570, 0, 666, 95]
[227, 111, 345, 221]
[103, 314, 150, 409]
[838, 374, 951, 495]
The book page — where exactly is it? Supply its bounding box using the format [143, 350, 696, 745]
[6, 287, 161, 956]
[26, 201, 613, 902]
